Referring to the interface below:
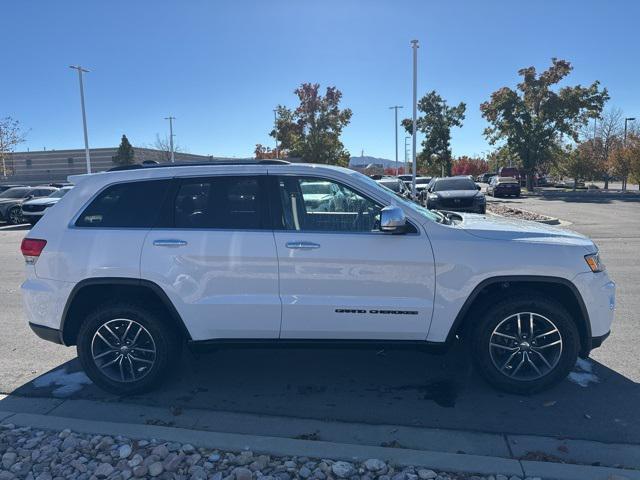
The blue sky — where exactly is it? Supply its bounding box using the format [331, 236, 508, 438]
[2, 0, 638, 160]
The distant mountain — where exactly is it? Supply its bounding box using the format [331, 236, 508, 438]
[349, 156, 398, 168]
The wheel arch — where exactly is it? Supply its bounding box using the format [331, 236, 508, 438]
[447, 275, 592, 357]
[60, 277, 191, 346]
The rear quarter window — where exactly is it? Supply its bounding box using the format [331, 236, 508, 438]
[75, 180, 171, 228]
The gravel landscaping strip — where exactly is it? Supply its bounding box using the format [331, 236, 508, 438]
[0, 423, 541, 480]
[486, 204, 554, 223]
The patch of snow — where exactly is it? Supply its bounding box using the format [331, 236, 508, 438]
[568, 358, 599, 387]
[575, 357, 593, 373]
[32, 368, 92, 397]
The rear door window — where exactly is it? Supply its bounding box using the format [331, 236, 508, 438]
[76, 180, 171, 228]
[173, 176, 268, 229]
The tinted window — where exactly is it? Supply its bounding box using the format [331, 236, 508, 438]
[174, 176, 265, 229]
[76, 180, 170, 228]
[433, 178, 476, 191]
[278, 176, 382, 232]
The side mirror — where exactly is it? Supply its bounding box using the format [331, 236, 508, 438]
[380, 205, 406, 234]
[476, 184, 481, 191]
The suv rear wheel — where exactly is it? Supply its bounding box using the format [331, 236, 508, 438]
[77, 302, 181, 395]
[472, 294, 579, 394]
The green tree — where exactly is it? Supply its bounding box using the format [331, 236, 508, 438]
[481, 58, 609, 190]
[0, 117, 28, 178]
[272, 83, 352, 166]
[555, 142, 599, 190]
[401, 91, 466, 176]
[113, 134, 135, 166]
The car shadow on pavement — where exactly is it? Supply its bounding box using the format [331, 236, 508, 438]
[6, 341, 640, 445]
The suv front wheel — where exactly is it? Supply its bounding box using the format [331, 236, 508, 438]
[77, 303, 181, 395]
[472, 294, 579, 394]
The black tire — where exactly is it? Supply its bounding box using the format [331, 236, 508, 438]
[479, 205, 486, 214]
[8, 206, 23, 225]
[471, 293, 579, 394]
[77, 302, 182, 395]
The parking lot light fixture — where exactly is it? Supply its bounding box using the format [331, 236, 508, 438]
[410, 39, 419, 199]
[164, 116, 176, 163]
[389, 106, 403, 175]
[624, 117, 636, 146]
[69, 65, 91, 173]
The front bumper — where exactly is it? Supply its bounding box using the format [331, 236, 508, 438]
[590, 331, 610, 350]
[572, 270, 616, 357]
[21, 210, 46, 218]
[429, 203, 485, 214]
[29, 323, 63, 344]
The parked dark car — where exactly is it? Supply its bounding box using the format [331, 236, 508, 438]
[487, 176, 521, 197]
[376, 177, 411, 198]
[0, 186, 58, 224]
[477, 172, 497, 183]
[498, 166, 520, 180]
[425, 177, 485, 214]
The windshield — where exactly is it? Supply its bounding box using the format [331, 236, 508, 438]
[351, 171, 441, 222]
[48, 188, 71, 199]
[0, 187, 30, 199]
[433, 178, 476, 191]
[300, 182, 331, 195]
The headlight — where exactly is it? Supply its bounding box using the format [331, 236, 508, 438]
[428, 194, 438, 200]
[585, 252, 605, 273]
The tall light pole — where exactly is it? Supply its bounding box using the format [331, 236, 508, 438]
[273, 109, 279, 159]
[389, 106, 403, 175]
[69, 65, 91, 173]
[624, 117, 635, 146]
[404, 136, 411, 174]
[164, 116, 176, 163]
[624, 117, 635, 191]
[410, 40, 419, 199]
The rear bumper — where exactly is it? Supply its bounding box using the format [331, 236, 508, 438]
[29, 323, 63, 344]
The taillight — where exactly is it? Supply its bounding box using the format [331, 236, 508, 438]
[21, 238, 47, 264]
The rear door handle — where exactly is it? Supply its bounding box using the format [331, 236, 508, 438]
[286, 241, 320, 250]
[153, 239, 188, 247]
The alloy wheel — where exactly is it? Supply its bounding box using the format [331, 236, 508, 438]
[91, 318, 157, 383]
[9, 207, 22, 224]
[489, 312, 563, 381]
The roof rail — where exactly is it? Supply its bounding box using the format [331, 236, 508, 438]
[107, 159, 290, 172]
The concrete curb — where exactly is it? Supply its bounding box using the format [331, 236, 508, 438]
[486, 209, 561, 225]
[3, 411, 640, 480]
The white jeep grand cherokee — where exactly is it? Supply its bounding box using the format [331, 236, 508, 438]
[21, 161, 615, 395]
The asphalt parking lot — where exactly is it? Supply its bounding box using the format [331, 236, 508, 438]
[1, 193, 639, 445]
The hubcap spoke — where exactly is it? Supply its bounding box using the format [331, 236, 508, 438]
[95, 331, 117, 350]
[490, 342, 518, 351]
[91, 319, 156, 384]
[121, 320, 133, 343]
[533, 339, 562, 350]
[489, 311, 563, 381]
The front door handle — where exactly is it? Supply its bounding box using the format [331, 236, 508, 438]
[286, 241, 320, 250]
[153, 239, 188, 247]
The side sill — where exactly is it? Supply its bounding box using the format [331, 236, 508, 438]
[187, 338, 450, 354]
